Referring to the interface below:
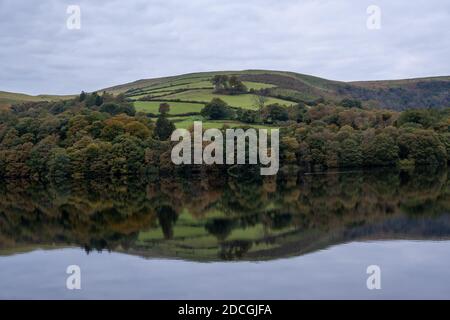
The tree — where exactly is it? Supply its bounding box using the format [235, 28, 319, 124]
[400, 130, 446, 166]
[262, 104, 289, 123]
[101, 121, 125, 141]
[27, 134, 59, 177]
[287, 103, 306, 123]
[236, 109, 259, 123]
[228, 76, 247, 94]
[48, 148, 71, 179]
[83, 141, 113, 176]
[100, 103, 121, 115]
[212, 75, 229, 92]
[281, 136, 299, 164]
[339, 138, 363, 167]
[156, 205, 178, 239]
[205, 218, 236, 240]
[154, 115, 176, 140]
[201, 98, 233, 120]
[125, 121, 151, 140]
[340, 99, 362, 109]
[79, 91, 87, 102]
[95, 94, 103, 106]
[298, 133, 328, 169]
[397, 109, 434, 128]
[363, 133, 399, 166]
[99, 102, 135, 116]
[212, 75, 246, 94]
[85, 92, 98, 107]
[159, 103, 170, 115]
[111, 135, 145, 175]
[252, 94, 268, 110]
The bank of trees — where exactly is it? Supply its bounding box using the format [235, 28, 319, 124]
[211, 75, 247, 95]
[199, 98, 450, 170]
[279, 107, 450, 170]
[0, 91, 449, 179]
[0, 92, 177, 179]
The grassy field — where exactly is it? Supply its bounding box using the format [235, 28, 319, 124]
[128, 80, 275, 99]
[134, 101, 205, 114]
[144, 80, 212, 92]
[162, 89, 294, 109]
[242, 81, 276, 90]
[130, 91, 177, 99]
[128, 80, 213, 97]
[169, 115, 277, 129]
[130, 78, 288, 128]
[132, 76, 211, 92]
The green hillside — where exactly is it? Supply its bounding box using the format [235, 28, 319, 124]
[100, 70, 450, 111]
[3, 70, 449, 111]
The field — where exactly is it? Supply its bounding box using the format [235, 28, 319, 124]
[158, 89, 293, 109]
[170, 115, 278, 130]
[127, 75, 293, 128]
[134, 101, 205, 114]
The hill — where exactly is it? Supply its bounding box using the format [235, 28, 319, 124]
[2, 70, 449, 111]
[100, 70, 450, 111]
[0, 90, 75, 105]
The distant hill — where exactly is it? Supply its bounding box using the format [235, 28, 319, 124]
[2, 70, 449, 110]
[101, 70, 450, 110]
[0, 90, 75, 105]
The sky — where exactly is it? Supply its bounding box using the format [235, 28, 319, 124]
[0, 0, 449, 95]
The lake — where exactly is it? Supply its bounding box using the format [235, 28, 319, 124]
[1, 167, 449, 299]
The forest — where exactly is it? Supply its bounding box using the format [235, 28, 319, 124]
[0, 90, 449, 180]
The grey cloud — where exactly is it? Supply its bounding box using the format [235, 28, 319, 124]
[0, 0, 449, 94]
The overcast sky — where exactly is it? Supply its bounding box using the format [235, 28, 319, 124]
[0, 0, 449, 95]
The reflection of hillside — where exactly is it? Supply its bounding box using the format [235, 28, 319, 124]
[0, 167, 449, 261]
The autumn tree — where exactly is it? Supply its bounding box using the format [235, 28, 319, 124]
[159, 103, 170, 115]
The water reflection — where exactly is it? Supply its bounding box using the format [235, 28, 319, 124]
[0, 167, 449, 261]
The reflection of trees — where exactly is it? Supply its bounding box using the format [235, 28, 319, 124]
[205, 219, 236, 241]
[267, 211, 293, 230]
[219, 240, 252, 260]
[0, 167, 450, 260]
[156, 205, 178, 239]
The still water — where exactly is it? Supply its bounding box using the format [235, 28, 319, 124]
[0, 168, 449, 299]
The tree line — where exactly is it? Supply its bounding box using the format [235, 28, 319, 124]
[0, 91, 449, 179]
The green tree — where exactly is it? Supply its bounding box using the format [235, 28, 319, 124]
[262, 104, 289, 123]
[397, 109, 434, 128]
[340, 99, 362, 109]
[212, 75, 229, 92]
[363, 133, 399, 166]
[111, 135, 145, 175]
[339, 138, 363, 167]
[228, 76, 247, 94]
[79, 91, 87, 102]
[398, 130, 447, 166]
[154, 115, 176, 140]
[201, 98, 233, 120]
[236, 109, 259, 123]
[100, 102, 135, 116]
